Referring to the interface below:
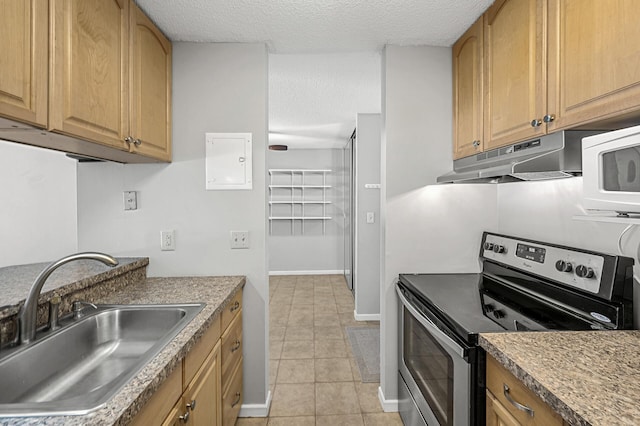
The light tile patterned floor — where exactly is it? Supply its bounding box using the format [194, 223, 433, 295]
[235, 275, 403, 426]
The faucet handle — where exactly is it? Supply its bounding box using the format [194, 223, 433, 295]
[72, 301, 98, 319]
[48, 294, 62, 330]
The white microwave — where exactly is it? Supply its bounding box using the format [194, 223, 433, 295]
[583, 125, 640, 215]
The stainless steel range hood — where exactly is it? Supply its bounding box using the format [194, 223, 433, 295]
[437, 130, 602, 183]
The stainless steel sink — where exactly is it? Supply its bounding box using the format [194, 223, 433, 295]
[0, 303, 205, 417]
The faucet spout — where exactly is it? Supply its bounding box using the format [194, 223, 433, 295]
[17, 252, 119, 345]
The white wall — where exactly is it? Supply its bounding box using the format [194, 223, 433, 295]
[0, 140, 78, 267]
[496, 177, 640, 326]
[267, 148, 345, 273]
[76, 43, 270, 411]
[380, 45, 499, 405]
[355, 113, 382, 318]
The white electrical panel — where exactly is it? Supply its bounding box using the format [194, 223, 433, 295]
[205, 133, 252, 190]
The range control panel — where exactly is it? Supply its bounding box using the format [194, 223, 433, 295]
[481, 233, 605, 295]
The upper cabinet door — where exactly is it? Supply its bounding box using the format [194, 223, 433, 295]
[484, 0, 546, 150]
[0, 0, 48, 127]
[129, 2, 172, 162]
[49, 0, 129, 149]
[547, 0, 640, 131]
[453, 17, 483, 160]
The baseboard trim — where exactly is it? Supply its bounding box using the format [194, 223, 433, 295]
[238, 390, 272, 417]
[269, 270, 343, 276]
[378, 386, 398, 413]
[353, 310, 381, 321]
[378, 386, 399, 412]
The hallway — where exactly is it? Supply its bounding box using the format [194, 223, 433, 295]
[236, 274, 402, 425]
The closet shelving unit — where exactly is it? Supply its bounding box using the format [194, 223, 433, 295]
[268, 169, 332, 234]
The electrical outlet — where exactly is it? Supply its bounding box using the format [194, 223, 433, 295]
[230, 231, 249, 249]
[160, 230, 175, 251]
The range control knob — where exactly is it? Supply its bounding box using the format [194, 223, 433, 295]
[492, 244, 506, 254]
[555, 260, 573, 273]
[575, 265, 595, 279]
[484, 242, 494, 251]
[485, 303, 495, 313]
[493, 310, 506, 319]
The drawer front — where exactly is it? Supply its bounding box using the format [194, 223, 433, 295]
[221, 289, 242, 332]
[221, 359, 243, 426]
[221, 310, 243, 390]
[184, 315, 221, 386]
[131, 361, 183, 426]
[486, 355, 563, 426]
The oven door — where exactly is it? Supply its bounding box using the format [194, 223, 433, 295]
[397, 285, 471, 426]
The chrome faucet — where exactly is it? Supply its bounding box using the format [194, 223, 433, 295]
[17, 252, 119, 345]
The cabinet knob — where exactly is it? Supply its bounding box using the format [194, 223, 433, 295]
[472, 140, 481, 148]
[543, 114, 555, 123]
[230, 300, 240, 312]
[530, 118, 542, 127]
[179, 411, 190, 423]
[124, 136, 133, 144]
[231, 340, 241, 352]
[133, 138, 142, 146]
[186, 399, 196, 411]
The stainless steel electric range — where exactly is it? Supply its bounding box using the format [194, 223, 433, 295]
[397, 231, 634, 426]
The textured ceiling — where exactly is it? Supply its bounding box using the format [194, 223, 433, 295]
[135, 0, 493, 148]
[269, 53, 381, 149]
[135, 0, 492, 53]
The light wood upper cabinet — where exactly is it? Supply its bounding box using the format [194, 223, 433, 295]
[49, 0, 129, 150]
[1, 0, 171, 162]
[483, 0, 546, 150]
[453, 17, 483, 160]
[129, 2, 172, 161]
[546, 0, 640, 131]
[0, 0, 48, 127]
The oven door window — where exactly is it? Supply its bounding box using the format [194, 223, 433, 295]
[404, 308, 454, 425]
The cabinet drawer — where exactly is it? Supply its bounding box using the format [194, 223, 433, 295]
[131, 361, 182, 426]
[221, 359, 243, 426]
[486, 355, 563, 425]
[184, 315, 221, 386]
[221, 290, 242, 332]
[221, 311, 243, 390]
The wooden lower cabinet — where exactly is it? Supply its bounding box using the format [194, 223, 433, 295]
[222, 359, 243, 426]
[487, 390, 521, 426]
[180, 341, 222, 425]
[486, 355, 564, 426]
[133, 289, 243, 426]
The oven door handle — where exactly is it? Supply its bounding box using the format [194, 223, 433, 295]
[396, 286, 466, 358]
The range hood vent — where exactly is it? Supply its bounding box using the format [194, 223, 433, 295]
[437, 130, 602, 184]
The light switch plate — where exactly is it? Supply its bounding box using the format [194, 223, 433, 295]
[124, 191, 137, 210]
[366, 212, 375, 224]
[230, 231, 249, 249]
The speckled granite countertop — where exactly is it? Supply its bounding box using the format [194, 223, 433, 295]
[0, 275, 245, 426]
[0, 258, 149, 320]
[480, 331, 640, 426]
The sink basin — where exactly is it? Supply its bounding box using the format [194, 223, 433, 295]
[0, 303, 205, 417]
